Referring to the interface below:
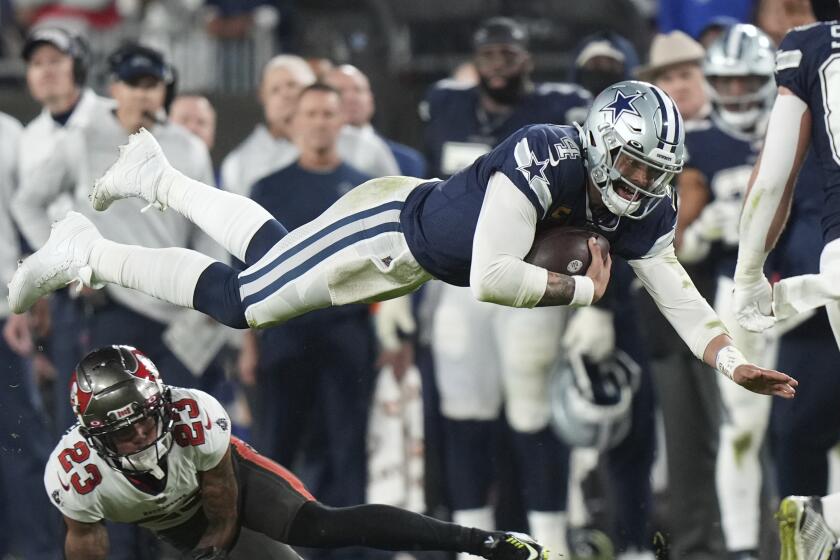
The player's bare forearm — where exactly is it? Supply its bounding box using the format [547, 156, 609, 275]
[536, 271, 575, 306]
[702, 333, 732, 368]
[196, 447, 238, 551]
[65, 518, 108, 560]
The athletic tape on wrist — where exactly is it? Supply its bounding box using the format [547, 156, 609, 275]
[715, 345, 748, 381]
[570, 275, 595, 307]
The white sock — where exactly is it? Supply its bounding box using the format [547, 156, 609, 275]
[90, 239, 216, 309]
[821, 493, 840, 537]
[528, 510, 568, 558]
[159, 167, 275, 262]
[453, 507, 494, 560]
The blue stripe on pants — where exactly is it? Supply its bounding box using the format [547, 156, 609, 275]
[239, 200, 404, 285]
[241, 221, 401, 309]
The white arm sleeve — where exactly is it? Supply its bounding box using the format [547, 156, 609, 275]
[470, 171, 548, 307]
[736, 93, 809, 280]
[629, 245, 727, 360]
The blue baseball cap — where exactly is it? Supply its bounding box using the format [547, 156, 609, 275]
[108, 44, 172, 84]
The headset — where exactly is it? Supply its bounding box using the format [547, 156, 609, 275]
[107, 43, 178, 112]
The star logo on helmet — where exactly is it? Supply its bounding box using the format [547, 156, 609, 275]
[516, 150, 549, 185]
[600, 90, 642, 123]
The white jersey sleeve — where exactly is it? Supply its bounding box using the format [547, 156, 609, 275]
[169, 387, 231, 472]
[628, 244, 727, 359]
[470, 171, 548, 307]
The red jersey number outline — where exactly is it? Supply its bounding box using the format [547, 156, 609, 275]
[171, 398, 206, 447]
[58, 441, 103, 495]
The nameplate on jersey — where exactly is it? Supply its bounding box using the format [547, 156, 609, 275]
[441, 141, 492, 175]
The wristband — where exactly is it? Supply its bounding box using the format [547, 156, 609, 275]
[715, 345, 748, 380]
[570, 275, 595, 307]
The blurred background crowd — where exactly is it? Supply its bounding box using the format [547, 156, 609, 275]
[3, 0, 840, 559]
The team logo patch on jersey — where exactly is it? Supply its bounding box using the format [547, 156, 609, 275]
[516, 150, 550, 184]
[600, 90, 641, 123]
[552, 206, 572, 217]
[57, 473, 71, 492]
[567, 260, 583, 274]
[215, 418, 229, 432]
[51, 490, 61, 505]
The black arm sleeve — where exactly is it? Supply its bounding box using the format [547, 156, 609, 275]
[286, 501, 494, 555]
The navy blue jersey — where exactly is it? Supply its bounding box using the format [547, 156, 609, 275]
[776, 21, 840, 242]
[684, 118, 760, 277]
[772, 150, 825, 278]
[421, 80, 591, 177]
[401, 124, 678, 286]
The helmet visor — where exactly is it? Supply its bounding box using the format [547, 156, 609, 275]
[707, 75, 769, 110]
[100, 415, 161, 456]
[610, 148, 675, 201]
[86, 398, 173, 460]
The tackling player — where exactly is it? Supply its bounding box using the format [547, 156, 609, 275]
[726, 13, 840, 560]
[8, 80, 795, 399]
[48, 344, 548, 560]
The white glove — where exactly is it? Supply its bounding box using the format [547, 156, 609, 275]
[677, 201, 739, 264]
[374, 295, 416, 351]
[693, 203, 727, 242]
[733, 275, 776, 332]
[696, 199, 741, 244]
[562, 306, 614, 363]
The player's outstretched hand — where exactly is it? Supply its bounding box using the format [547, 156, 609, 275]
[733, 364, 798, 399]
[189, 546, 228, 560]
[585, 237, 612, 304]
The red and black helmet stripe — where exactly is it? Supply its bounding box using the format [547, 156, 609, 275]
[69, 371, 94, 415]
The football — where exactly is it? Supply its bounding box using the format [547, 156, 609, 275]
[525, 226, 610, 275]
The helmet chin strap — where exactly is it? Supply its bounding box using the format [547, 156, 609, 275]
[601, 183, 641, 217]
[119, 433, 171, 479]
[718, 106, 762, 132]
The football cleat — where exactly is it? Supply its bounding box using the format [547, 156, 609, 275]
[483, 532, 548, 560]
[7, 211, 103, 314]
[91, 127, 172, 213]
[777, 496, 837, 560]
